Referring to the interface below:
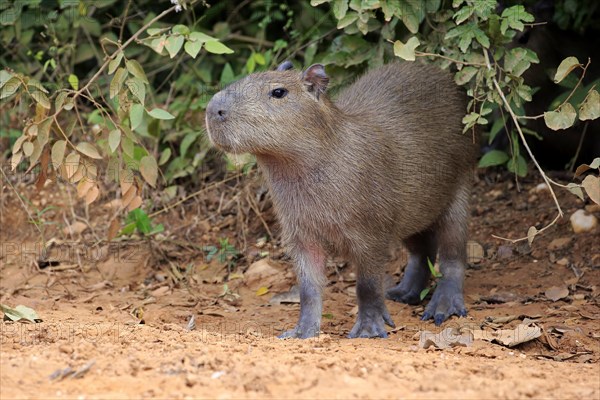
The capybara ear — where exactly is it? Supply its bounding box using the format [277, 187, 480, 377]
[276, 60, 294, 71]
[302, 64, 329, 99]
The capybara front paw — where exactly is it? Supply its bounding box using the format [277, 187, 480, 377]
[421, 279, 467, 326]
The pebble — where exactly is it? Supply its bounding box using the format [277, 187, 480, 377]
[532, 183, 549, 193]
[556, 258, 569, 266]
[570, 209, 598, 233]
[548, 237, 572, 251]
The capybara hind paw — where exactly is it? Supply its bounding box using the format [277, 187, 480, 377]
[386, 284, 423, 305]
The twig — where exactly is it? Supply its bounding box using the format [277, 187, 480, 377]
[119, 0, 133, 43]
[483, 49, 563, 242]
[569, 121, 589, 172]
[149, 173, 241, 218]
[492, 214, 561, 243]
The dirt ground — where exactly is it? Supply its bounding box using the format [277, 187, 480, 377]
[1, 169, 599, 399]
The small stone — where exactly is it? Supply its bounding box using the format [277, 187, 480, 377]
[556, 258, 569, 266]
[570, 209, 598, 233]
[548, 237, 572, 251]
[58, 345, 73, 354]
[532, 183, 549, 193]
[497, 245, 513, 260]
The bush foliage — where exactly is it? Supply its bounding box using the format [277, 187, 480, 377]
[1, 0, 599, 240]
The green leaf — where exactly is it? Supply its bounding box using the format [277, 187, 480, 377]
[332, 0, 348, 19]
[0, 70, 14, 89]
[126, 78, 146, 105]
[204, 40, 234, 54]
[455, 66, 478, 85]
[500, 5, 534, 34]
[554, 57, 580, 83]
[148, 108, 175, 120]
[110, 67, 128, 99]
[159, 148, 171, 166]
[172, 24, 190, 35]
[31, 90, 50, 109]
[130, 103, 144, 131]
[473, 27, 490, 48]
[108, 52, 123, 74]
[507, 154, 528, 177]
[454, 6, 474, 24]
[76, 142, 103, 159]
[150, 35, 167, 55]
[27, 78, 49, 93]
[68, 74, 79, 90]
[108, 129, 121, 153]
[393, 37, 420, 61]
[0, 76, 20, 99]
[566, 183, 584, 201]
[51, 140, 67, 168]
[544, 103, 577, 130]
[55, 92, 68, 111]
[140, 155, 158, 187]
[184, 40, 202, 58]
[579, 89, 600, 121]
[124, 60, 149, 85]
[220, 63, 235, 85]
[478, 150, 509, 168]
[188, 31, 216, 42]
[1, 304, 42, 323]
[419, 287, 431, 301]
[121, 136, 134, 157]
[337, 12, 359, 28]
[165, 35, 185, 58]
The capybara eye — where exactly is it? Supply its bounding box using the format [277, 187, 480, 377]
[270, 88, 288, 99]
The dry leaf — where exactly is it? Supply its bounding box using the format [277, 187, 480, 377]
[85, 185, 100, 205]
[107, 219, 120, 241]
[582, 175, 600, 205]
[419, 328, 473, 349]
[62, 221, 88, 235]
[127, 196, 142, 211]
[545, 286, 569, 302]
[256, 286, 269, 296]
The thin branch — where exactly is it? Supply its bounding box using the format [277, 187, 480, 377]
[484, 49, 563, 243]
[149, 174, 242, 218]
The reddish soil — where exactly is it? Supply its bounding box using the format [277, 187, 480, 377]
[1, 170, 599, 399]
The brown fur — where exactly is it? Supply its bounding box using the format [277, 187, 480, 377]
[206, 62, 478, 338]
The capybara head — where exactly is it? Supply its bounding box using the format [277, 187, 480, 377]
[205, 62, 334, 156]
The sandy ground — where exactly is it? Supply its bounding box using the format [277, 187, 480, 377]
[1, 173, 599, 399]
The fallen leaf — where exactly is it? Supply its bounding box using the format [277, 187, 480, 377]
[1, 304, 42, 323]
[62, 221, 88, 235]
[545, 286, 569, 302]
[256, 286, 269, 296]
[419, 327, 473, 349]
[269, 285, 301, 305]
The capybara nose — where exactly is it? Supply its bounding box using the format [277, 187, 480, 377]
[207, 95, 227, 122]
